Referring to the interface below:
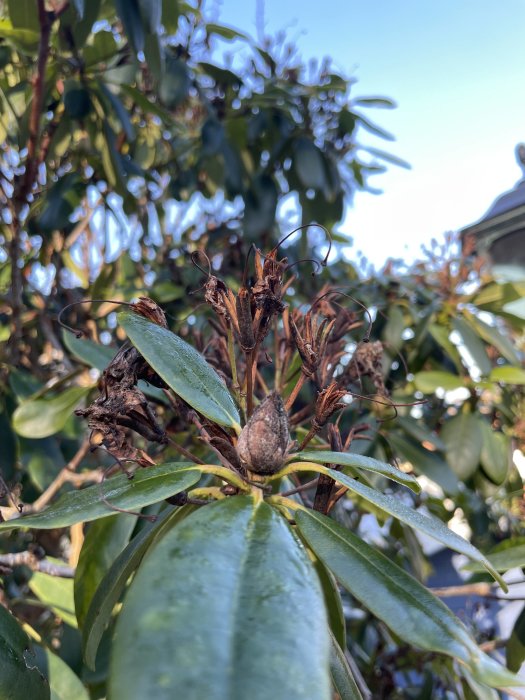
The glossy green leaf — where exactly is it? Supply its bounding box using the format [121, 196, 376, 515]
[74, 514, 137, 628]
[453, 318, 492, 376]
[0, 463, 200, 531]
[490, 366, 525, 385]
[12, 386, 90, 439]
[118, 311, 240, 430]
[295, 465, 505, 588]
[159, 55, 190, 108]
[29, 565, 77, 628]
[38, 646, 89, 700]
[109, 497, 331, 700]
[329, 632, 363, 700]
[441, 413, 483, 480]
[293, 450, 420, 492]
[386, 432, 458, 494]
[507, 605, 525, 672]
[0, 605, 50, 700]
[413, 371, 464, 393]
[479, 422, 509, 485]
[296, 509, 523, 689]
[82, 505, 194, 669]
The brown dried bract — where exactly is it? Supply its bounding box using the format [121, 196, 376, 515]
[236, 392, 291, 475]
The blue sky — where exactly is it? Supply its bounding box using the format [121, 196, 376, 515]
[211, 0, 525, 266]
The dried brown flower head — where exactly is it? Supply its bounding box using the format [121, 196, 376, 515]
[236, 392, 291, 475]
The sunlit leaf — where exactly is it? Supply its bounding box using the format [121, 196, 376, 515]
[109, 497, 331, 699]
[293, 450, 421, 492]
[490, 366, 525, 385]
[12, 386, 90, 439]
[75, 514, 138, 627]
[118, 311, 241, 430]
[413, 371, 464, 393]
[29, 564, 77, 628]
[297, 509, 523, 689]
[82, 505, 195, 669]
[0, 463, 200, 531]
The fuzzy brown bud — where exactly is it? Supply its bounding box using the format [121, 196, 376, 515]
[236, 392, 290, 475]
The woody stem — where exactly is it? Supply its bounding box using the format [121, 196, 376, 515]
[246, 349, 254, 417]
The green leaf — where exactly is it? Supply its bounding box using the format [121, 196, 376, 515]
[118, 311, 240, 430]
[453, 317, 492, 376]
[0, 19, 39, 52]
[161, 0, 180, 32]
[355, 113, 395, 141]
[293, 138, 327, 191]
[293, 450, 421, 492]
[313, 558, 346, 649]
[109, 497, 331, 700]
[7, 0, 39, 33]
[29, 565, 77, 628]
[138, 0, 162, 34]
[383, 305, 404, 352]
[507, 605, 525, 672]
[386, 432, 458, 495]
[413, 371, 464, 393]
[441, 413, 483, 480]
[21, 437, 65, 491]
[396, 416, 446, 451]
[62, 331, 115, 371]
[82, 505, 194, 669]
[463, 539, 525, 573]
[479, 422, 509, 485]
[0, 408, 18, 481]
[490, 366, 525, 385]
[0, 463, 200, 531]
[328, 632, 363, 700]
[296, 509, 523, 689]
[63, 80, 92, 119]
[295, 465, 505, 588]
[12, 386, 90, 439]
[206, 23, 248, 41]
[353, 97, 396, 109]
[243, 174, 278, 240]
[37, 646, 89, 700]
[159, 55, 189, 108]
[462, 311, 521, 365]
[74, 514, 137, 628]
[428, 323, 463, 372]
[114, 0, 145, 53]
[0, 606, 49, 700]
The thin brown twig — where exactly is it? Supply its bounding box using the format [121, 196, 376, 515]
[21, 438, 95, 514]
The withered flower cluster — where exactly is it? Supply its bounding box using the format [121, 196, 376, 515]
[77, 243, 392, 511]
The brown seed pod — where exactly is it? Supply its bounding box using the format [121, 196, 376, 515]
[236, 392, 290, 475]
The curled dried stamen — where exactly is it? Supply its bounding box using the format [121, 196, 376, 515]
[312, 289, 373, 342]
[58, 299, 131, 338]
[269, 223, 332, 266]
